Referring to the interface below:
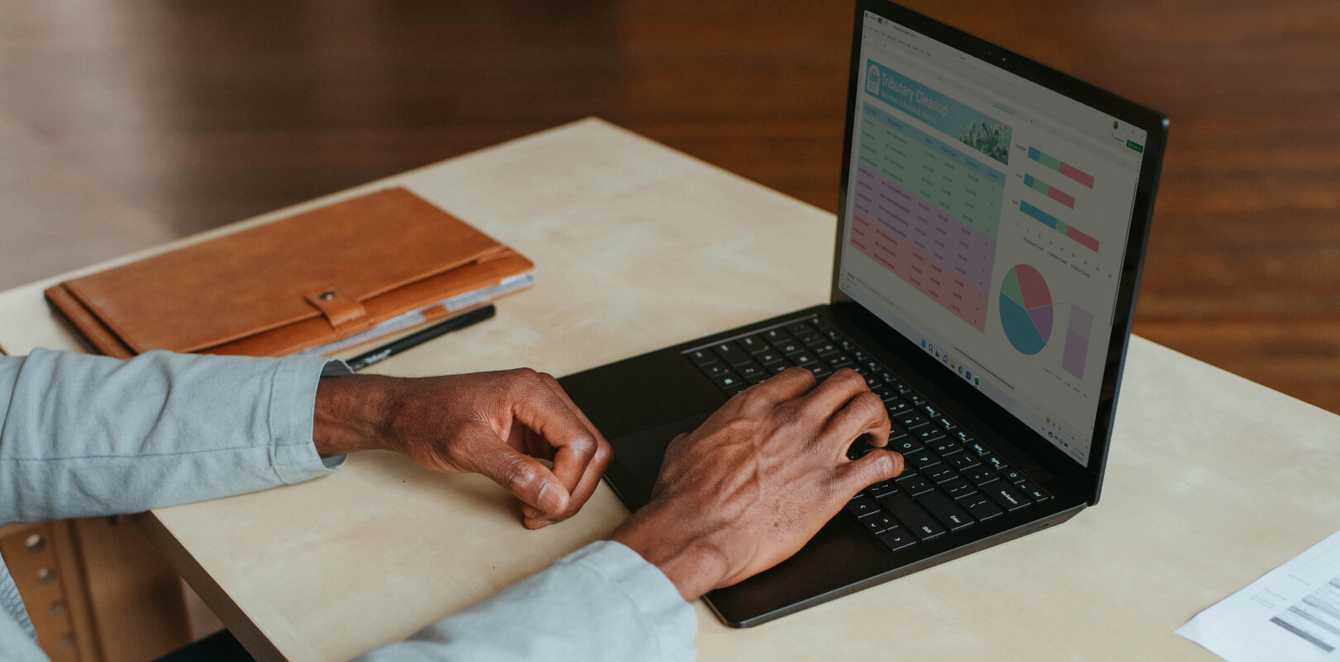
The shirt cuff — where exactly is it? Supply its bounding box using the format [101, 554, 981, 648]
[268, 356, 352, 483]
[561, 541, 697, 660]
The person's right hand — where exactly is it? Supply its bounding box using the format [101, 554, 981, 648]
[612, 367, 904, 600]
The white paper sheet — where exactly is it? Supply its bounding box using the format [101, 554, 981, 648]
[1178, 530, 1340, 661]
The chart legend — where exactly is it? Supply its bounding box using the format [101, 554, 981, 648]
[999, 264, 1052, 355]
[1062, 305, 1093, 379]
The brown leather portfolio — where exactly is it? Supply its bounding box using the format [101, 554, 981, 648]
[45, 187, 534, 358]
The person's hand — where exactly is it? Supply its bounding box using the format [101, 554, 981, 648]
[612, 367, 903, 600]
[313, 368, 612, 529]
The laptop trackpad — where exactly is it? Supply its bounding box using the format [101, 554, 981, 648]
[605, 413, 709, 510]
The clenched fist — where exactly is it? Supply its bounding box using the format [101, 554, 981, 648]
[312, 368, 612, 529]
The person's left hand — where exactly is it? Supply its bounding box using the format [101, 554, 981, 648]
[313, 368, 613, 529]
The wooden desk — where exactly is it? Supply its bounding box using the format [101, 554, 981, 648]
[1, 119, 1337, 660]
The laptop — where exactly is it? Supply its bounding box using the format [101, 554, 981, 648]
[561, 0, 1167, 627]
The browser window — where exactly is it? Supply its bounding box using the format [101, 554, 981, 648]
[838, 11, 1148, 466]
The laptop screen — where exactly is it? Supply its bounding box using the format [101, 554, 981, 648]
[837, 11, 1149, 467]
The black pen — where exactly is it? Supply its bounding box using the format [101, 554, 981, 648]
[346, 304, 496, 372]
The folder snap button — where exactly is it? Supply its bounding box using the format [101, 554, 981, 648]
[319, 290, 336, 301]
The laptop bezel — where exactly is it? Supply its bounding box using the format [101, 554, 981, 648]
[828, 0, 1169, 505]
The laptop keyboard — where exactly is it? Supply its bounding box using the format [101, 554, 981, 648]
[685, 315, 1051, 554]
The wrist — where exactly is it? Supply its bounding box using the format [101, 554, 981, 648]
[313, 374, 401, 456]
[612, 505, 731, 601]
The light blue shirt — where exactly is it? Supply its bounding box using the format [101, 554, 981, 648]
[0, 349, 694, 661]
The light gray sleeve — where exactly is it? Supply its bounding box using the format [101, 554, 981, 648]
[355, 540, 696, 662]
[0, 348, 344, 523]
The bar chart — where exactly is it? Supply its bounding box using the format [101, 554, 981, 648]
[1028, 146, 1094, 188]
[1019, 201, 1101, 252]
[1024, 173, 1074, 208]
[1062, 304, 1092, 379]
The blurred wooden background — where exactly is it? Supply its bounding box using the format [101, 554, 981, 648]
[1, 1, 1337, 413]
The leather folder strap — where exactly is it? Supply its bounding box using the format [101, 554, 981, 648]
[303, 289, 370, 332]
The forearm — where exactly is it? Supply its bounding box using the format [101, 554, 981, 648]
[0, 349, 341, 523]
[355, 541, 696, 662]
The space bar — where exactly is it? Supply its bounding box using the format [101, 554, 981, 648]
[879, 492, 946, 541]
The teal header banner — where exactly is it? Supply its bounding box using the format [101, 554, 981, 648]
[864, 60, 1012, 165]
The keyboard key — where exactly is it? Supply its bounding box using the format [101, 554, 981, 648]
[687, 349, 717, 367]
[880, 493, 945, 541]
[873, 385, 896, 400]
[713, 373, 743, 390]
[924, 465, 956, 484]
[965, 440, 991, 456]
[947, 452, 980, 471]
[983, 483, 1031, 511]
[712, 342, 751, 366]
[798, 332, 825, 347]
[921, 404, 942, 418]
[890, 436, 923, 454]
[915, 425, 947, 443]
[755, 350, 784, 365]
[940, 477, 977, 499]
[791, 353, 818, 366]
[828, 357, 856, 370]
[886, 399, 913, 416]
[962, 467, 997, 486]
[735, 362, 766, 380]
[773, 340, 804, 355]
[766, 363, 788, 374]
[952, 430, 974, 444]
[982, 454, 1008, 471]
[846, 496, 881, 518]
[862, 513, 898, 535]
[902, 449, 941, 471]
[928, 439, 958, 456]
[1000, 468, 1027, 484]
[1015, 479, 1052, 502]
[897, 412, 930, 429]
[894, 475, 934, 495]
[784, 322, 813, 336]
[739, 335, 770, 355]
[914, 490, 975, 531]
[810, 366, 833, 379]
[908, 391, 927, 405]
[744, 371, 769, 385]
[936, 417, 957, 431]
[701, 363, 730, 378]
[960, 495, 1003, 521]
[763, 328, 791, 343]
[867, 480, 897, 498]
[877, 527, 917, 552]
[813, 342, 840, 357]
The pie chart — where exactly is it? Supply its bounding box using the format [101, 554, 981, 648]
[999, 264, 1052, 355]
